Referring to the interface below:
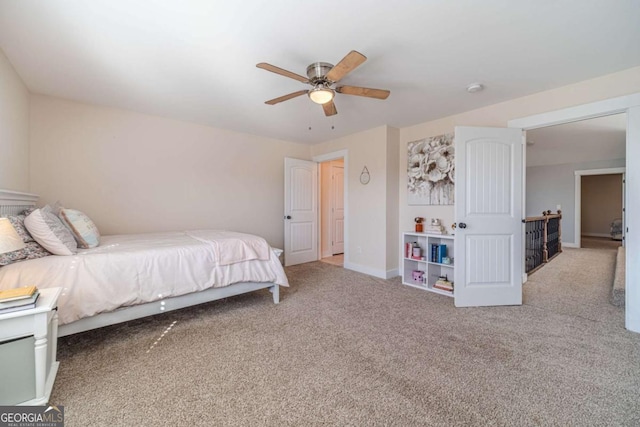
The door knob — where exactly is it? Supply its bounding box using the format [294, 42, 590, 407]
[458, 222, 467, 229]
[284, 215, 292, 220]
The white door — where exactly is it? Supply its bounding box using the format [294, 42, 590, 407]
[284, 157, 318, 266]
[454, 126, 523, 307]
[331, 165, 345, 254]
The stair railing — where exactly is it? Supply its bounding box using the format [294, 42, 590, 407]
[525, 210, 562, 274]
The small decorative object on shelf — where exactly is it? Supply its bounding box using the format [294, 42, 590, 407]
[414, 217, 424, 233]
[424, 218, 444, 234]
[412, 270, 425, 282]
[411, 244, 422, 259]
[433, 275, 454, 293]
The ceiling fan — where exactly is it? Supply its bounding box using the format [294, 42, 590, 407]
[256, 50, 390, 117]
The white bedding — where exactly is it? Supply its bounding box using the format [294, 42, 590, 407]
[0, 231, 289, 325]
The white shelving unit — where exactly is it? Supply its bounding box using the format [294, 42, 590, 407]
[401, 232, 455, 297]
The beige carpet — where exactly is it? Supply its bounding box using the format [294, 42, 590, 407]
[581, 235, 622, 250]
[52, 249, 640, 426]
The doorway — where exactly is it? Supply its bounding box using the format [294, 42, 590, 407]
[578, 171, 624, 249]
[525, 114, 626, 248]
[313, 150, 349, 269]
[509, 93, 640, 333]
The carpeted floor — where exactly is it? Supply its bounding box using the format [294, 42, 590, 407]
[581, 235, 622, 250]
[52, 248, 640, 426]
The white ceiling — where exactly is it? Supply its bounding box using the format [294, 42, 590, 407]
[526, 114, 626, 167]
[1, 1, 639, 144]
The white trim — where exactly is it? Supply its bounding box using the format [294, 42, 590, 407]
[509, 93, 640, 130]
[344, 261, 389, 279]
[509, 92, 640, 334]
[562, 242, 579, 248]
[574, 167, 625, 249]
[313, 150, 348, 267]
[582, 232, 614, 238]
[313, 150, 348, 163]
[574, 167, 625, 176]
[386, 268, 400, 279]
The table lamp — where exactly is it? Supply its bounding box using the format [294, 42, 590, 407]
[0, 218, 26, 254]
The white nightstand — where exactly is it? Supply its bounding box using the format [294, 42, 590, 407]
[0, 287, 61, 406]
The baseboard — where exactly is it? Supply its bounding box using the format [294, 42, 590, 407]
[386, 268, 400, 279]
[344, 262, 390, 279]
[563, 242, 579, 248]
[582, 232, 612, 238]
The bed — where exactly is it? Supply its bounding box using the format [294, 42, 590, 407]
[0, 189, 288, 336]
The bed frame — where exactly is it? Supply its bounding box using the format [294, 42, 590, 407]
[0, 189, 280, 336]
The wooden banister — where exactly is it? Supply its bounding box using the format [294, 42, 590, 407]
[524, 210, 562, 274]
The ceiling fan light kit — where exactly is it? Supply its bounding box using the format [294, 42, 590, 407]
[308, 84, 335, 105]
[257, 50, 390, 117]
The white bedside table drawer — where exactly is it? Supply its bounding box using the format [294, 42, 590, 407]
[0, 315, 43, 341]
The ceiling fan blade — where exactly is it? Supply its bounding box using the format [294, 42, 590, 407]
[322, 100, 337, 116]
[325, 50, 367, 83]
[265, 90, 309, 105]
[256, 63, 308, 83]
[336, 85, 390, 100]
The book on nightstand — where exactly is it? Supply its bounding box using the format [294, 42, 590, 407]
[0, 285, 37, 302]
[0, 289, 40, 314]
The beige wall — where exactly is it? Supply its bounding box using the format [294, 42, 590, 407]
[385, 126, 400, 273]
[311, 125, 399, 278]
[29, 95, 310, 248]
[581, 174, 623, 237]
[0, 49, 30, 192]
[399, 66, 640, 241]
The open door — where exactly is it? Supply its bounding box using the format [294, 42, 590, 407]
[454, 126, 523, 307]
[284, 157, 318, 266]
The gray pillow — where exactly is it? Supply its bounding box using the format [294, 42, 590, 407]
[24, 205, 78, 255]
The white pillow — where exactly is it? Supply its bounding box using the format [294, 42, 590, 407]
[58, 208, 100, 248]
[24, 205, 78, 255]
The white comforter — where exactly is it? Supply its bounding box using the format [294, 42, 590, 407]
[0, 231, 289, 325]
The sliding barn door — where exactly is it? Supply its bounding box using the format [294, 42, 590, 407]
[454, 126, 523, 307]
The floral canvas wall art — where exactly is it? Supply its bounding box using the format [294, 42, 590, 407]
[407, 133, 455, 205]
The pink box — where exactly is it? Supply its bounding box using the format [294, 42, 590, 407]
[412, 270, 424, 282]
